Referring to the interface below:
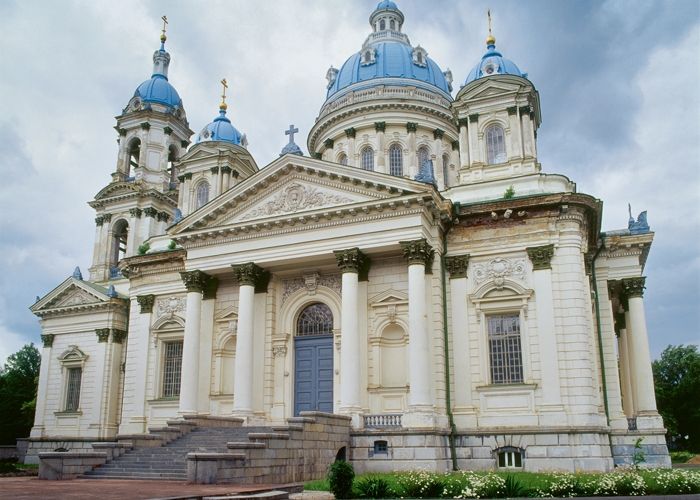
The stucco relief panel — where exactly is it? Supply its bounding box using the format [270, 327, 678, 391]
[155, 296, 186, 318]
[471, 257, 527, 290]
[240, 183, 355, 221]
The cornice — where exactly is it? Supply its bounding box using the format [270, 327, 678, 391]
[33, 299, 129, 319]
[120, 249, 187, 279]
[89, 184, 178, 209]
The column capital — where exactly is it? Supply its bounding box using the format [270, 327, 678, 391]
[203, 276, 220, 300]
[445, 254, 470, 279]
[374, 121, 386, 132]
[334, 248, 370, 280]
[344, 127, 356, 138]
[468, 113, 479, 123]
[406, 122, 418, 133]
[136, 294, 155, 314]
[41, 334, 54, 348]
[112, 329, 128, 344]
[231, 263, 270, 292]
[96, 328, 110, 343]
[458, 117, 469, 127]
[129, 208, 143, 218]
[220, 165, 232, 175]
[433, 128, 444, 140]
[180, 270, 211, 293]
[95, 215, 105, 226]
[400, 238, 434, 267]
[622, 277, 646, 298]
[143, 207, 158, 218]
[324, 138, 334, 149]
[526, 244, 555, 270]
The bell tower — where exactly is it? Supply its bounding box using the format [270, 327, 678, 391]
[88, 17, 193, 283]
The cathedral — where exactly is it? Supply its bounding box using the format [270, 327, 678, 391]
[27, 1, 670, 473]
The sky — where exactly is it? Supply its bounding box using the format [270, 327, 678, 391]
[0, 0, 698, 365]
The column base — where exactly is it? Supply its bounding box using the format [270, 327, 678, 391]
[635, 413, 665, 431]
[29, 426, 45, 438]
[339, 407, 364, 428]
[119, 417, 147, 435]
[403, 406, 438, 429]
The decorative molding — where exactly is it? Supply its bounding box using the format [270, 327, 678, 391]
[41, 334, 54, 348]
[458, 118, 469, 127]
[95, 328, 110, 343]
[472, 257, 526, 288]
[282, 273, 341, 304]
[156, 296, 186, 317]
[220, 166, 232, 175]
[272, 346, 288, 358]
[445, 254, 470, 279]
[526, 244, 555, 270]
[374, 121, 386, 132]
[406, 122, 418, 133]
[399, 238, 434, 268]
[231, 263, 269, 292]
[51, 287, 100, 308]
[622, 277, 646, 299]
[112, 329, 127, 344]
[180, 270, 211, 293]
[136, 294, 156, 314]
[433, 128, 444, 139]
[507, 106, 518, 115]
[103, 214, 112, 222]
[184, 172, 193, 180]
[240, 182, 354, 221]
[334, 247, 370, 280]
[210, 166, 220, 174]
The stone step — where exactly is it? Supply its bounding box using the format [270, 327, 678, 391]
[83, 471, 186, 479]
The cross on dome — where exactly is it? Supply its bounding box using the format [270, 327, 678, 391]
[285, 124, 299, 144]
[220, 78, 228, 110]
[160, 15, 168, 47]
[280, 124, 303, 157]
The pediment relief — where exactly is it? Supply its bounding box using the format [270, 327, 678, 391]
[459, 79, 526, 101]
[58, 345, 88, 363]
[370, 289, 408, 306]
[48, 285, 103, 309]
[94, 182, 140, 200]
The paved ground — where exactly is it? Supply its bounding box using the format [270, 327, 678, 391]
[0, 477, 289, 500]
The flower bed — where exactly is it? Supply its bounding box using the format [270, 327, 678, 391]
[306, 468, 700, 498]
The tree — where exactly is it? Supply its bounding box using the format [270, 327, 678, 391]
[0, 344, 40, 444]
[652, 344, 700, 451]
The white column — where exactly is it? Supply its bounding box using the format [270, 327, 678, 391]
[346, 129, 356, 167]
[271, 340, 288, 421]
[334, 248, 367, 426]
[467, 115, 480, 164]
[231, 263, 265, 416]
[623, 278, 658, 414]
[198, 280, 218, 413]
[400, 239, 433, 416]
[446, 255, 475, 421]
[91, 329, 111, 433]
[407, 124, 417, 177]
[527, 245, 563, 410]
[221, 166, 232, 192]
[179, 271, 208, 415]
[458, 120, 470, 169]
[30, 336, 53, 437]
[618, 327, 635, 416]
[507, 107, 522, 160]
[375, 123, 386, 173]
[521, 107, 535, 158]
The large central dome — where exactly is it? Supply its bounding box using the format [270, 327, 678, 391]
[324, 1, 452, 102]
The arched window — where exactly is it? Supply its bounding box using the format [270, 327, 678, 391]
[390, 19, 395, 30]
[442, 154, 450, 188]
[417, 52, 423, 64]
[126, 139, 141, 178]
[485, 124, 507, 164]
[337, 153, 348, 166]
[168, 145, 178, 188]
[195, 181, 210, 209]
[361, 146, 374, 171]
[389, 144, 403, 176]
[110, 219, 129, 277]
[296, 303, 334, 336]
[417, 146, 430, 169]
[364, 51, 372, 64]
[379, 19, 386, 30]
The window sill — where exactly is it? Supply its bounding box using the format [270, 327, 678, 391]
[54, 411, 82, 417]
[475, 383, 537, 392]
[147, 397, 180, 406]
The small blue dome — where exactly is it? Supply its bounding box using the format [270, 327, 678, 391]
[134, 74, 182, 108]
[464, 42, 527, 85]
[280, 142, 303, 156]
[327, 41, 451, 100]
[196, 108, 243, 145]
[375, 0, 399, 11]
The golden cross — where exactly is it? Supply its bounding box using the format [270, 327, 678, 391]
[220, 78, 228, 108]
[487, 9, 492, 36]
[161, 15, 168, 37]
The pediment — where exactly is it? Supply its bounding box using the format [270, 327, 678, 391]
[171, 155, 433, 234]
[94, 182, 140, 200]
[370, 289, 409, 306]
[50, 286, 103, 308]
[458, 77, 529, 101]
[31, 277, 119, 316]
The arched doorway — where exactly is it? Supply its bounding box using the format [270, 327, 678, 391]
[294, 302, 334, 415]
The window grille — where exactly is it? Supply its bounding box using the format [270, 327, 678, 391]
[488, 314, 523, 384]
[417, 146, 430, 169]
[373, 440, 388, 454]
[497, 449, 523, 468]
[338, 153, 348, 166]
[296, 303, 333, 336]
[65, 367, 82, 411]
[162, 340, 183, 398]
[485, 124, 507, 164]
[196, 182, 210, 209]
[361, 147, 374, 171]
[389, 144, 403, 176]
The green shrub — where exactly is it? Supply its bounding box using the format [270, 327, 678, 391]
[327, 460, 355, 499]
[167, 239, 177, 250]
[670, 450, 694, 463]
[643, 469, 700, 495]
[439, 471, 505, 498]
[503, 185, 515, 199]
[355, 475, 392, 498]
[394, 471, 445, 498]
[503, 474, 527, 498]
[137, 242, 150, 255]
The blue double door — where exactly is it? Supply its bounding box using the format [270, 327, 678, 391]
[294, 335, 334, 416]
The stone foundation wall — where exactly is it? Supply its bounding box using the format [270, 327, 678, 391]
[611, 431, 671, 468]
[23, 438, 112, 465]
[350, 430, 451, 473]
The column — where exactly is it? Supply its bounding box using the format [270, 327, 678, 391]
[445, 255, 476, 424]
[458, 119, 470, 169]
[231, 263, 267, 416]
[616, 313, 635, 417]
[375, 122, 386, 173]
[126, 208, 142, 256]
[407, 122, 418, 177]
[334, 248, 369, 424]
[433, 128, 444, 188]
[520, 106, 535, 158]
[119, 296, 152, 434]
[210, 167, 220, 197]
[467, 114, 480, 164]
[507, 107, 522, 160]
[400, 238, 434, 426]
[91, 328, 111, 434]
[622, 277, 658, 415]
[270, 336, 289, 421]
[107, 329, 127, 436]
[198, 278, 218, 413]
[179, 270, 210, 415]
[30, 334, 54, 437]
[91, 216, 105, 275]
[221, 166, 232, 192]
[345, 128, 356, 167]
[526, 245, 563, 411]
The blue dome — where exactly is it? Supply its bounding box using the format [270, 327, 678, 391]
[464, 42, 527, 85]
[375, 0, 399, 11]
[134, 74, 182, 108]
[196, 108, 243, 145]
[326, 41, 451, 100]
[280, 142, 303, 156]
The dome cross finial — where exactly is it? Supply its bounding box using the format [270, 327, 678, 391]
[220, 78, 228, 111]
[285, 124, 299, 144]
[160, 15, 168, 46]
[486, 9, 496, 47]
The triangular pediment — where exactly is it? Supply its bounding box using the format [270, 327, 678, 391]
[370, 289, 409, 305]
[458, 76, 530, 102]
[94, 182, 141, 200]
[171, 155, 434, 235]
[31, 277, 120, 315]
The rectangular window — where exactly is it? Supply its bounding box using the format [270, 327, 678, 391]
[65, 367, 82, 411]
[498, 450, 523, 468]
[162, 340, 183, 398]
[488, 314, 523, 384]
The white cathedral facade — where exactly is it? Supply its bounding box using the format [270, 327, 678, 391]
[28, 1, 670, 472]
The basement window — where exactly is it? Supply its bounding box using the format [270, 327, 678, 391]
[497, 447, 523, 468]
[373, 440, 388, 455]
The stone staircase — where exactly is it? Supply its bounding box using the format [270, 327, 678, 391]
[83, 426, 268, 480]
